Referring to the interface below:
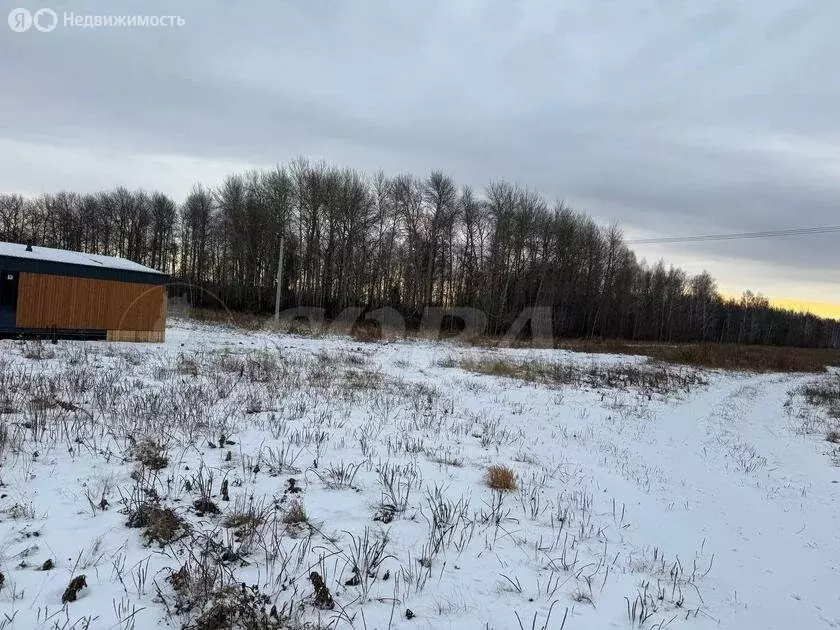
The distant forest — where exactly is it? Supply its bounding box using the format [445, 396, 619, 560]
[1, 159, 838, 347]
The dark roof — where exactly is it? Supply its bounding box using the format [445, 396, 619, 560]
[0, 241, 168, 285]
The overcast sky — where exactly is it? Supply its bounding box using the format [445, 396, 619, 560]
[2, 0, 839, 305]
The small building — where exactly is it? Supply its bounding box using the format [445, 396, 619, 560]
[0, 241, 168, 342]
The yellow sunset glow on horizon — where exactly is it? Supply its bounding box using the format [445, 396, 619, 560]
[768, 297, 840, 321]
[720, 292, 840, 321]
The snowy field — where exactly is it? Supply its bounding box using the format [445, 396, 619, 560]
[1, 319, 839, 630]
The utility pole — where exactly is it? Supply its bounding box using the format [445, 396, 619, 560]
[274, 232, 285, 328]
[268, 164, 290, 329]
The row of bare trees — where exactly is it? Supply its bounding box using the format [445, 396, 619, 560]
[2, 159, 838, 347]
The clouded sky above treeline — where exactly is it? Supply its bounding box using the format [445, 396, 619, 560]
[2, 0, 839, 311]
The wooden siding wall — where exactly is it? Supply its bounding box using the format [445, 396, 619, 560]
[16, 272, 166, 332]
[106, 330, 165, 343]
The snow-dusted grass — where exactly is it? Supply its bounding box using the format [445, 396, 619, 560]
[0, 320, 839, 629]
[788, 370, 840, 466]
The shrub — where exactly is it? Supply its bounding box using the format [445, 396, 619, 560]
[485, 465, 517, 491]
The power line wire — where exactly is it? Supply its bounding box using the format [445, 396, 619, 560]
[626, 225, 840, 245]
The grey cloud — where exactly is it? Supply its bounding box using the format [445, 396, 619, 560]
[1, 0, 839, 295]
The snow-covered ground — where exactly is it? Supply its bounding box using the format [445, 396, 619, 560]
[1, 319, 839, 629]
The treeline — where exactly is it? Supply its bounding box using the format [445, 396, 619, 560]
[1, 159, 838, 347]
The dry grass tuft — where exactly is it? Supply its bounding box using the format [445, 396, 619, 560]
[282, 499, 308, 525]
[352, 320, 382, 343]
[459, 356, 704, 395]
[61, 575, 87, 603]
[223, 511, 264, 529]
[167, 564, 191, 593]
[310, 571, 335, 610]
[176, 354, 200, 377]
[135, 439, 169, 470]
[558, 339, 840, 373]
[179, 307, 265, 331]
[192, 585, 286, 630]
[801, 377, 840, 425]
[461, 357, 524, 379]
[193, 497, 220, 515]
[485, 465, 517, 491]
[286, 316, 320, 337]
[127, 503, 188, 546]
[6, 502, 36, 519]
[22, 340, 56, 361]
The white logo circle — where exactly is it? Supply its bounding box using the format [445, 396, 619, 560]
[33, 8, 57, 32]
[8, 7, 32, 32]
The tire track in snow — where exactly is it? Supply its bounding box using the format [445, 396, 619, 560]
[633, 372, 840, 629]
